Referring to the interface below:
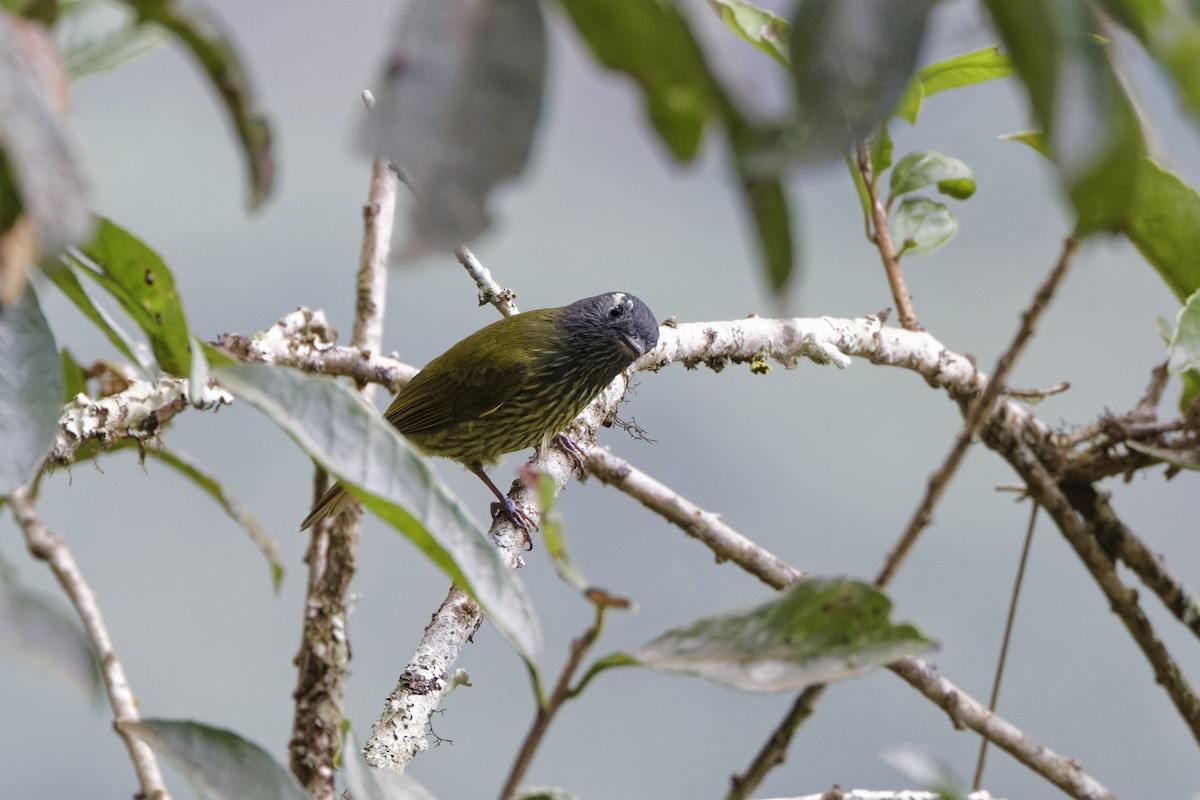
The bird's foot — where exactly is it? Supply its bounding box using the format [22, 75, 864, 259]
[490, 498, 537, 550]
[552, 433, 589, 479]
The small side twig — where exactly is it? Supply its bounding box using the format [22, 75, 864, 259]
[455, 245, 519, 318]
[856, 141, 920, 331]
[875, 231, 1079, 586]
[9, 487, 172, 800]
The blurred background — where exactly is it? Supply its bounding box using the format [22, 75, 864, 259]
[4, 0, 1198, 797]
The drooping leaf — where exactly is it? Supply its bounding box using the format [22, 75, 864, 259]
[708, 0, 789, 67]
[0, 287, 63, 495]
[892, 45, 1014, 125]
[742, 174, 795, 291]
[536, 473, 589, 593]
[787, 0, 935, 163]
[341, 729, 438, 800]
[985, 0, 1145, 232]
[556, 0, 725, 161]
[68, 217, 192, 376]
[212, 360, 542, 664]
[126, 719, 308, 800]
[57, 0, 166, 79]
[1122, 158, 1200, 303]
[999, 129, 1051, 159]
[362, 0, 546, 259]
[889, 151, 975, 200]
[892, 196, 958, 257]
[622, 577, 934, 692]
[43, 256, 154, 372]
[1097, 0, 1200, 129]
[124, 0, 274, 208]
[0, 573, 101, 696]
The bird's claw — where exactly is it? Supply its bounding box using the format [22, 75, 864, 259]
[553, 433, 589, 479]
[490, 498, 537, 550]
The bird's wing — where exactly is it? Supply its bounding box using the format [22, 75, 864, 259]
[383, 361, 527, 434]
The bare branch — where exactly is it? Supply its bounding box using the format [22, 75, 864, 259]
[455, 245, 519, 317]
[856, 142, 920, 331]
[9, 487, 172, 800]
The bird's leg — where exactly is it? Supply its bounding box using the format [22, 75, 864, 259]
[472, 467, 537, 548]
[551, 432, 589, 479]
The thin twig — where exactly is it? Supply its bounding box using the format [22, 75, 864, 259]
[875, 232, 1079, 586]
[496, 608, 606, 800]
[973, 501, 1039, 790]
[289, 156, 397, 798]
[726, 684, 825, 799]
[455, 245, 519, 318]
[9, 487, 172, 800]
[856, 141, 920, 331]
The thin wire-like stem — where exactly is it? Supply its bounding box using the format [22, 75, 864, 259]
[973, 501, 1039, 790]
[9, 487, 172, 800]
[875, 231, 1080, 587]
[856, 141, 920, 331]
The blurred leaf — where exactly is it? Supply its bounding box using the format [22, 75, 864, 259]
[881, 744, 967, 800]
[892, 45, 1013, 125]
[68, 217, 192, 376]
[59, 347, 87, 402]
[892, 196, 957, 257]
[515, 789, 580, 800]
[57, 0, 166, 79]
[0, 15, 92, 304]
[889, 151, 975, 200]
[868, 124, 894, 177]
[0, 573, 100, 696]
[623, 577, 934, 692]
[787, 0, 935, 163]
[138, 442, 284, 590]
[362, 0, 546, 259]
[985, 0, 1145, 232]
[124, 0, 273, 209]
[1126, 439, 1200, 471]
[708, 0, 789, 67]
[999, 129, 1051, 159]
[5, 0, 59, 24]
[127, 719, 308, 800]
[342, 729, 438, 800]
[1122, 158, 1200, 303]
[43, 255, 155, 373]
[536, 474, 589, 593]
[742, 175, 795, 291]
[556, 0, 724, 161]
[1098, 0, 1200, 128]
[212, 360, 542, 664]
[1168, 290, 1200, 376]
[0, 287, 62, 495]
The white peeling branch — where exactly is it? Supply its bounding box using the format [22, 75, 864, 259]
[9, 487, 172, 800]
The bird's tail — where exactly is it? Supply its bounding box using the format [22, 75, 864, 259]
[299, 482, 353, 531]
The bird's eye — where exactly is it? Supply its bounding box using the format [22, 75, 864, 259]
[607, 305, 624, 319]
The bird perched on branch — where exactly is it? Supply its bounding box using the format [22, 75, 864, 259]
[300, 291, 660, 534]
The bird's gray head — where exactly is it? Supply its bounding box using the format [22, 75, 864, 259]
[562, 292, 660, 362]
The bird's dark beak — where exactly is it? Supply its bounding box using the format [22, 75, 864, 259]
[620, 332, 645, 357]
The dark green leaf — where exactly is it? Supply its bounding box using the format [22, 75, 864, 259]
[869, 124, 894, 177]
[555, 0, 724, 160]
[0, 574, 100, 696]
[59, 347, 88, 403]
[892, 196, 958, 257]
[69, 217, 192, 376]
[893, 46, 1014, 125]
[124, 0, 274, 208]
[742, 175, 795, 291]
[788, 0, 935, 162]
[889, 151, 976, 200]
[1098, 0, 1200, 128]
[709, 0, 789, 67]
[985, 0, 1145, 232]
[43, 258, 154, 372]
[126, 719, 308, 800]
[0, 287, 62, 494]
[212, 360, 542, 664]
[623, 577, 934, 692]
[1122, 158, 1200, 302]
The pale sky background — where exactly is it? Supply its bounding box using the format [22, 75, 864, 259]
[4, 1, 1199, 798]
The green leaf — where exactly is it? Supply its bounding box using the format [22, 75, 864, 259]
[999, 129, 1051, 159]
[125, 0, 274, 208]
[623, 577, 934, 692]
[1122, 158, 1200, 302]
[212, 360, 542, 664]
[1126, 439, 1200, 471]
[1168, 290, 1200, 376]
[985, 0, 1145, 232]
[555, 0, 724, 161]
[709, 0, 789, 67]
[43, 257, 154, 372]
[891, 196, 958, 257]
[869, 124, 894, 177]
[57, 0, 166, 79]
[59, 347, 88, 403]
[69, 217, 192, 376]
[889, 151, 976, 200]
[893, 46, 1014, 125]
[536, 474, 589, 593]
[0, 573, 101, 696]
[742, 175, 795, 291]
[788, 0, 935, 162]
[1097, 0, 1200, 129]
[126, 719, 308, 800]
[0, 287, 63, 495]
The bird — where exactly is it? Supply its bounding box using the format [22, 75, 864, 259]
[300, 291, 660, 534]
